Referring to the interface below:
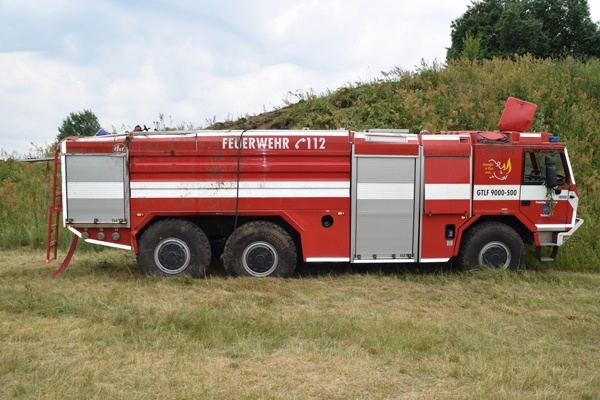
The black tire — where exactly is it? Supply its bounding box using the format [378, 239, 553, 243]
[223, 221, 297, 278]
[456, 222, 525, 271]
[137, 219, 211, 278]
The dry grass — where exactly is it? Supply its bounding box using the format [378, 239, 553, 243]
[1, 248, 598, 399]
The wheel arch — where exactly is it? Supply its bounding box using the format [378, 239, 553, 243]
[455, 215, 533, 257]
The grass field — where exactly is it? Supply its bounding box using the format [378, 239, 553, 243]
[1, 56, 599, 399]
[1, 248, 598, 399]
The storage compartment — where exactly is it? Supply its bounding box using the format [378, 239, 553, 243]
[63, 154, 129, 226]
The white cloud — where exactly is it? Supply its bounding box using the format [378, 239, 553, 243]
[7, 0, 593, 155]
[0, 0, 81, 16]
[0, 51, 93, 154]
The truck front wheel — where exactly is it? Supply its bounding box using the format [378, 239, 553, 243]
[223, 221, 297, 278]
[456, 222, 525, 271]
[137, 219, 211, 278]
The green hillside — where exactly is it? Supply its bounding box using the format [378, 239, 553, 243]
[210, 55, 600, 271]
[2, 55, 599, 270]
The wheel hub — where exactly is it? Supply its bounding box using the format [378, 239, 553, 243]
[154, 238, 191, 274]
[479, 241, 511, 269]
[242, 241, 278, 277]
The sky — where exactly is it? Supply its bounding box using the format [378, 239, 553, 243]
[1, 0, 599, 156]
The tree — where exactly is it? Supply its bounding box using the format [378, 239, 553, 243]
[447, 0, 600, 61]
[56, 110, 102, 141]
[461, 32, 484, 61]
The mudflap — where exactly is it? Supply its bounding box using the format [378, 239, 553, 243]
[51, 235, 79, 278]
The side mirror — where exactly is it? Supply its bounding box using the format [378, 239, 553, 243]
[545, 155, 558, 189]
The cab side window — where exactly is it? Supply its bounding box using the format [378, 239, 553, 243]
[522, 151, 567, 185]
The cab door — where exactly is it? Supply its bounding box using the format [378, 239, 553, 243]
[520, 150, 571, 235]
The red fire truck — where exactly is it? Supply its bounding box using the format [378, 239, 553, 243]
[46, 98, 583, 277]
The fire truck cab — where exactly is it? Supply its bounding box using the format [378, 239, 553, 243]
[49, 98, 583, 277]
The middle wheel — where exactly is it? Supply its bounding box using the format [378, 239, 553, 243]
[223, 221, 297, 278]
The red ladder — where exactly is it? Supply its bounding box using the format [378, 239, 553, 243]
[46, 147, 62, 263]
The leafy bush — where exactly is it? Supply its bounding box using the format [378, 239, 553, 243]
[0, 145, 66, 248]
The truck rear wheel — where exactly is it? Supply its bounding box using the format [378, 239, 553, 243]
[223, 221, 297, 278]
[137, 219, 211, 278]
[456, 222, 525, 271]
